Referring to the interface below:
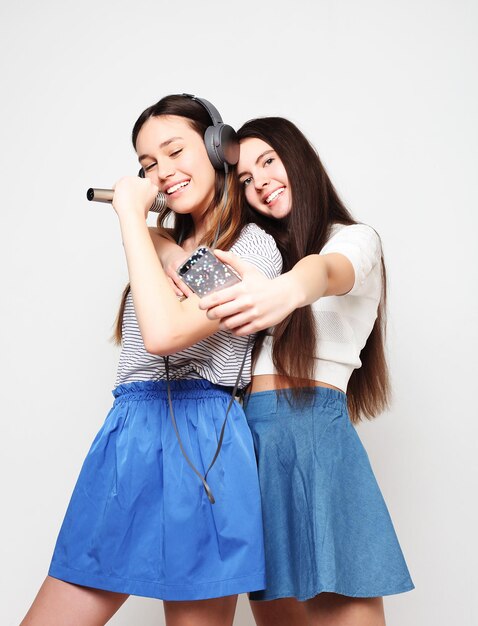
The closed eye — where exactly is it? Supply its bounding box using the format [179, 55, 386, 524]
[144, 162, 157, 172]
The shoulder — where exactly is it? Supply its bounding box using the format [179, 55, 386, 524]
[232, 223, 278, 249]
[230, 223, 283, 279]
[325, 222, 381, 246]
[321, 223, 383, 295]
[322, 223, 382, 259]
[148, 226, 177, 255]
[231, 223, 281, 258]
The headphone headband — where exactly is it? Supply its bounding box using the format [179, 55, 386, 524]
[182, 93, 224, 127]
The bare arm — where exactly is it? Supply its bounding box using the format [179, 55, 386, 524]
[148, 227, 193, 297]
[199, 250, 355, 336]
[285, 252, 355, 303]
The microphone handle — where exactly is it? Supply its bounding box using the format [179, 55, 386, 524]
[86, 188, 167, 213]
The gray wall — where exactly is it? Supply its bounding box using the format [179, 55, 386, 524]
[1, 1, 477, 624]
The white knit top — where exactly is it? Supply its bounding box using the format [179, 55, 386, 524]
[115, 224, 282, 389]
[253, 223, 383, 392]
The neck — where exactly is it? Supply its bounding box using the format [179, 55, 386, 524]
[188, 188, 218, 246]
[187, 208, 210, 247]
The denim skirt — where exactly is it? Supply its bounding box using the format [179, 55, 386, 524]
[48, 380, 266, 600]
[245, 386, 414, 601]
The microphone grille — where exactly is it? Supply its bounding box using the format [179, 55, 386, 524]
[149, 192, 167, 213]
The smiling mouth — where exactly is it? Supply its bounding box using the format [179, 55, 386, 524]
[265, 187, 285, 204]
[166, 180, 190, 195]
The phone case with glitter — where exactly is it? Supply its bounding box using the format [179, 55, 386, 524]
[177, 247, 241, 297]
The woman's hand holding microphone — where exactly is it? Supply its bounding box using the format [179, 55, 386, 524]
[112, 176, 159, 221]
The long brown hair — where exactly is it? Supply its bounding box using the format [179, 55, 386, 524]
[237, 117, 390, 422]
[114, 95, 247, 343]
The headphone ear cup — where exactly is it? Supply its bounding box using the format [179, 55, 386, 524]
[204, 125, 224, 169]
[219, 124, 240, 166]
[204, 124, 239, 169]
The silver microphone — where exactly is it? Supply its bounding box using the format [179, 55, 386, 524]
[86, 188, 167, 213]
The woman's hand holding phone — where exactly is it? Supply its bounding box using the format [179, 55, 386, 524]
[176, 247, 241, 299]
[198, 250, 296, 336]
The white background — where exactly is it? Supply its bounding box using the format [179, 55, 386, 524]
[1, 1, 477, 624]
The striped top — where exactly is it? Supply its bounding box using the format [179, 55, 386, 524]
[115, 224, 282, 389]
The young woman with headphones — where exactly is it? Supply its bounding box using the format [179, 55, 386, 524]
[20, 95, 282, 626]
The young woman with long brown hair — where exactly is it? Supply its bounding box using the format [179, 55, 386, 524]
[20, 96, 282, 626]
[197, 117, 415, 626]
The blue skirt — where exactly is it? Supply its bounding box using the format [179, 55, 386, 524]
[245, 387, 414, 601]
[49, 380, 266, 600]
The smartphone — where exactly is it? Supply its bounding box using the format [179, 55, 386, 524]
[177, 247, 241, 297]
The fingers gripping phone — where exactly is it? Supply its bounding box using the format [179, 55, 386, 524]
[177, 247, 241, 297]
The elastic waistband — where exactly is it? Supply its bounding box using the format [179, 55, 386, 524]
[112, 379, 233, 403]
[244, 385, 347, 419]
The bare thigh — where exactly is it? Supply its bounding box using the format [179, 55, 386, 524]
[163, 595, 238, 626]
[305, 593, 385, 626]
[20, 576, 129, 626]
[249, 597, 309, 626]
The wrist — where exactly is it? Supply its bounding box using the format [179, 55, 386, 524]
[117, 209, 147, 226]
[278, 272, 306, 310]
